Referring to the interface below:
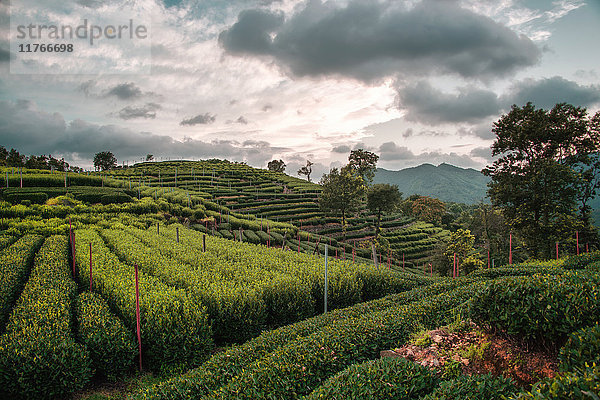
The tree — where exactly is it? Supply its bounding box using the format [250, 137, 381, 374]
[93, 151, 117, 171]
[0, 146, 7, 165]
[411, 196, 447, 225]
[367, 184, 402, 241]
[6, 148, 25, 167]
[268, 159, 286, 173]
[297, 160, 314, 182]
[348, 149, 379, 183]
[443, 229, 483, 276]
[319, 165, 366, 239]
[482, 102, 600, 258]
[146, 154, 154, 162]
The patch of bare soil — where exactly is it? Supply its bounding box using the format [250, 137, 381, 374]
[381, 321, 558, 388]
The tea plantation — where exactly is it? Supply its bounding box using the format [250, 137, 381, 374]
[0, 162, 598, 399]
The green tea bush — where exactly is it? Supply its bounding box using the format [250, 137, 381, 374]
[75, 229, 213, 373]
[261, 275, 314, 327]
[558, 323, 600, 372]
[562, 251, 600, 270]
[5, 192, 48, 204]
[469, 266, 558, 279]
[76, 291, 136, 380]
[0, 236, 92, 399]
[422, 373, 518, 400]
[204, 285, 480, 400]
[133, 280, 476, 400]
[306, 357, 436, 400]
[0, 235, 16, 250]
[512, 364, 600, 399]
[0, 234, 44, 329]
[470, 272, 600, 344]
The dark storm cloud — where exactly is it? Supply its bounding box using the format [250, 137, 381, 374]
[503, 76, 600, 109]
[105, 82, 143, 100]
[331, 145, 351, 154]
[180, 113, 217, 126]
[378, 142, 415, 161]
[0, 47, 10, 62]
[0, 100, 281, 166]
[398, 81, 501, 124]
[218, 9, 284, 55]
[378, 140, 479, 168]
[219, 0, 541, 82]
[470, 146, 493, 161]
[116, 103, 161, 120]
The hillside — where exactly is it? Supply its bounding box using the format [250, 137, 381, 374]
[374, 162, 600, 227]
[373, 163, 490, 204]
[0, 163, 599, 399]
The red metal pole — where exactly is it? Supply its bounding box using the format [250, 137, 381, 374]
[72, 232, 76, 279]
[509, 233, 513, 265]
[556, 242, 559, 260]
[134, 263, 143, 372]
[89, 243, 93, 291]
[453, 253, 456, 278]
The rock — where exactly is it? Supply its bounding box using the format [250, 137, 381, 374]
[380, 350, 401, 358]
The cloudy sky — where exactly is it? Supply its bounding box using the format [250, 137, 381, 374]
[1, 0, 599, 178]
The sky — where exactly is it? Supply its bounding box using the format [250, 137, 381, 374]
[0, 0, 599, 179]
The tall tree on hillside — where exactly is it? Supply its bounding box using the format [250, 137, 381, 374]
[483, 102, 600, 258]
[348, 149, 379, 184]
[367, 184, 402, 241]
[411, 196, 447, 225]
[319, 165, 366, 239]
[0, 146, 8, 165]
[93, 151, 117, 171]
[297, 160, 314, 182]
[268, 159, 286, 173]
[146, 154, 154, 162]
[6, 148, 25, 167]
[443, 229, 484, 276]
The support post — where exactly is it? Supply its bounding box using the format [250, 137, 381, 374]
[324, 244, 328, 314]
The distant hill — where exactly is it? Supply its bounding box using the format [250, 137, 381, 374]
[374, 162, 600, 227]
[373, 163, 490, 204]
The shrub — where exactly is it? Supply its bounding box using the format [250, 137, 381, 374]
[423, 373, 518, 400]
[0, 235, 92, 400]
[512, 364, 600, 399]
[558, 324, 600, 372]
[5, 192, 48, 204]
[243, 230, 261, 244]
[306, 357, 436, 400]
[204, 285, 481, 399]
[470, 272, 600, 345]
[100, 193, 133, 204]
[562, 251, 600, 270]
[261, 275, 315, 327]
[75, 292, 136, 380]
[0, 234, 44, 329]
[75, 229, 213, 374]
[133, 280, 477, 400]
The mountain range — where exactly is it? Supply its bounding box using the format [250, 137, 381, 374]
[373, 162, 600, 226]
[373, 163, 490, 204]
